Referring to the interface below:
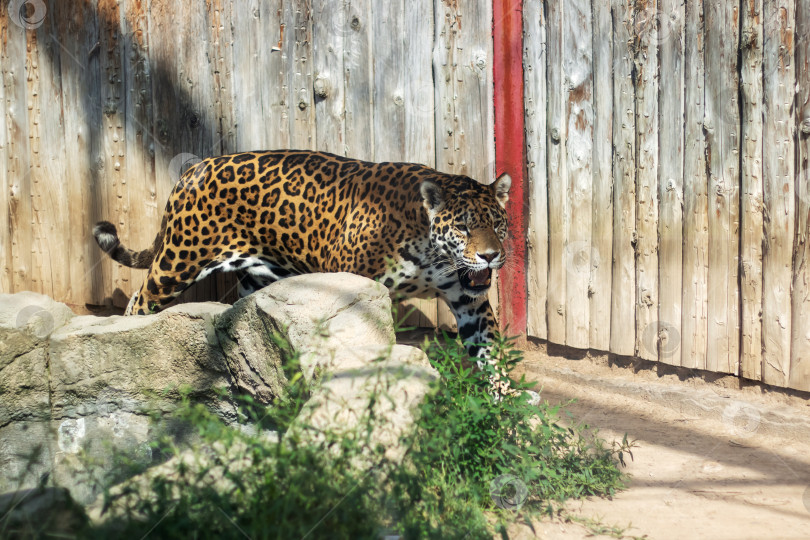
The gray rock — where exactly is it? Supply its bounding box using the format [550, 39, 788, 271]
[0, 274, 438, 516]
[291, 344, 437, 464]
[250, 273, 395, 381]
[48, 302, 234, 420]
[0, 292, 75, 426]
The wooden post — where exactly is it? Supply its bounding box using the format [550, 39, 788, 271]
[590, 0, 613, 352]
[634, 0, 660, 363]
[761, 0, 796, 386]
[658, 0, 685, 366]
[704, 0, 741, 374]
[790, 0, 810, 391]
[740, 0, 765, 381]
[523, 0, 548, 340]
[494, 0, 527, 341]
[563, 0, 593, 351]
[610, 0, 637, 357]
[545, 0, 567, 345]
[681, 0, 709, 370]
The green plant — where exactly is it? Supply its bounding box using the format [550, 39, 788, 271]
[393, 333, 626, 523]
[79, 331, 625, 539]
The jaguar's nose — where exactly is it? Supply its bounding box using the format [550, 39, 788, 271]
[478, 251, 498, 263]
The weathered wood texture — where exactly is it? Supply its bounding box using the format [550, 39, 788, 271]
[589, 0, 612, 352]
[563, 0, 593, 350]
[681, 0, 709, 371]
[633, 0, 659, 362]
[657, 0, 684, 366]
[791, 0, 810, 391]
[705, 0, 741, 374]
[609, 0, 637, 357]
[740, 0, 765, 381]
[523, 0, 548, 340]
[760, 0, 795, 386]
[523, 0, 808, 390]
[544, 0, 567, 344]
[2, 1, 492, 333]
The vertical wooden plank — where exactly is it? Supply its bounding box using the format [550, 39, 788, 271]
[790, 0, 810, 391]
[5, 8, 33, 295]
[98, 0, 130, 307]
[0, 10, 10, 292]
[657, 0, 685, 366]
[313, 0, 346, 155]
[634, 0, 659, 363]
[610, 0, 636, 357]
[564, 0, 593, 350]
[54, 0, 105, 306]
[30, 11, 70, 302]
[402, 0, 438, 329]
[589, 0, 612, 351]
[210, 0, 239, 304]
[232, 0, 289, 152]
[283, 0, 315, 149]
[209, 0, 236, 157]
[122, 0, 157, 307]
[371, 0, 404, 162]
[523, 0, 548, 340]
[403, 0, 435, 168]
[704, 0, 740, 374]
[370, 0, 423, 327]
[434, 0, 494, 332]
[681, 0, 709, 370]
[545, 0, 566, 344]
[739, 0, 765, 380]
[149, 2, 220, 306]
[761, 0, 795, 386]
[24, 28, 44, 296]
[232, 0, 289, 151]
[343, 0, 373, 161]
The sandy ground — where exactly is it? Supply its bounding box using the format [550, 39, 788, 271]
[504, 346, 810, 540]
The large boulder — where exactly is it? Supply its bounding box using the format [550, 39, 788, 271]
[0, 273, 438, 511]
[216, 272, 395, 398]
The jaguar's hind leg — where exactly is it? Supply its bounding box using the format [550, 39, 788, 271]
[126, 250, 209, 315]
[127, 270, 197, 315]
[235, 271, 273, 298]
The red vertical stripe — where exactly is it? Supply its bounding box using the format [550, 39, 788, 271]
[493, 0, 527, 339]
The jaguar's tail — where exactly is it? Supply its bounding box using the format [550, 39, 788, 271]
[92, 217, 165, 269]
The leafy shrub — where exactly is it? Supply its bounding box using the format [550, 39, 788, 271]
[79, 333, 625, 539]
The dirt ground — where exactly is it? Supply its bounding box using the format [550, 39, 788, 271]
[505, 344, 810, 540]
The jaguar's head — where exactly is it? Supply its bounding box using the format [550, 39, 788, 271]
[420, 173, 511, 296]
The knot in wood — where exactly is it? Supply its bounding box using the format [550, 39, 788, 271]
[314, 77, 330, 99]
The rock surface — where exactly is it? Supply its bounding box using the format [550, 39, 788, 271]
[0, 273, 437, 513]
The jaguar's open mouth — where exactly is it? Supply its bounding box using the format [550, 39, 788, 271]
[458, 268, 492, 292]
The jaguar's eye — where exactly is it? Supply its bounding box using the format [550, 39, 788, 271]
[455, 224, 468, 234]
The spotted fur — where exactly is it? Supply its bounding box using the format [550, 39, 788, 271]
[94, 150, 516, 396]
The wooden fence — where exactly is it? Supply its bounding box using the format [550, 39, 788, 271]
[523, 0, 810, 391]
[0, 0, 497, 329]
[4, 0, 810, 392]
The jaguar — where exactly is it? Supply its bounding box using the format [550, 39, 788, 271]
[93, 150, 516, 395]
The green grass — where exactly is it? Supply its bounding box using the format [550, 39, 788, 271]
[19, 332, 626, 539]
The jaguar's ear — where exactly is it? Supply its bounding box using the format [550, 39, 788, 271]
[420, 179, 444, 212]
[492, 173, 511, 209]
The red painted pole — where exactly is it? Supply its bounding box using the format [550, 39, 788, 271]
[493, 0, 527, 341]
